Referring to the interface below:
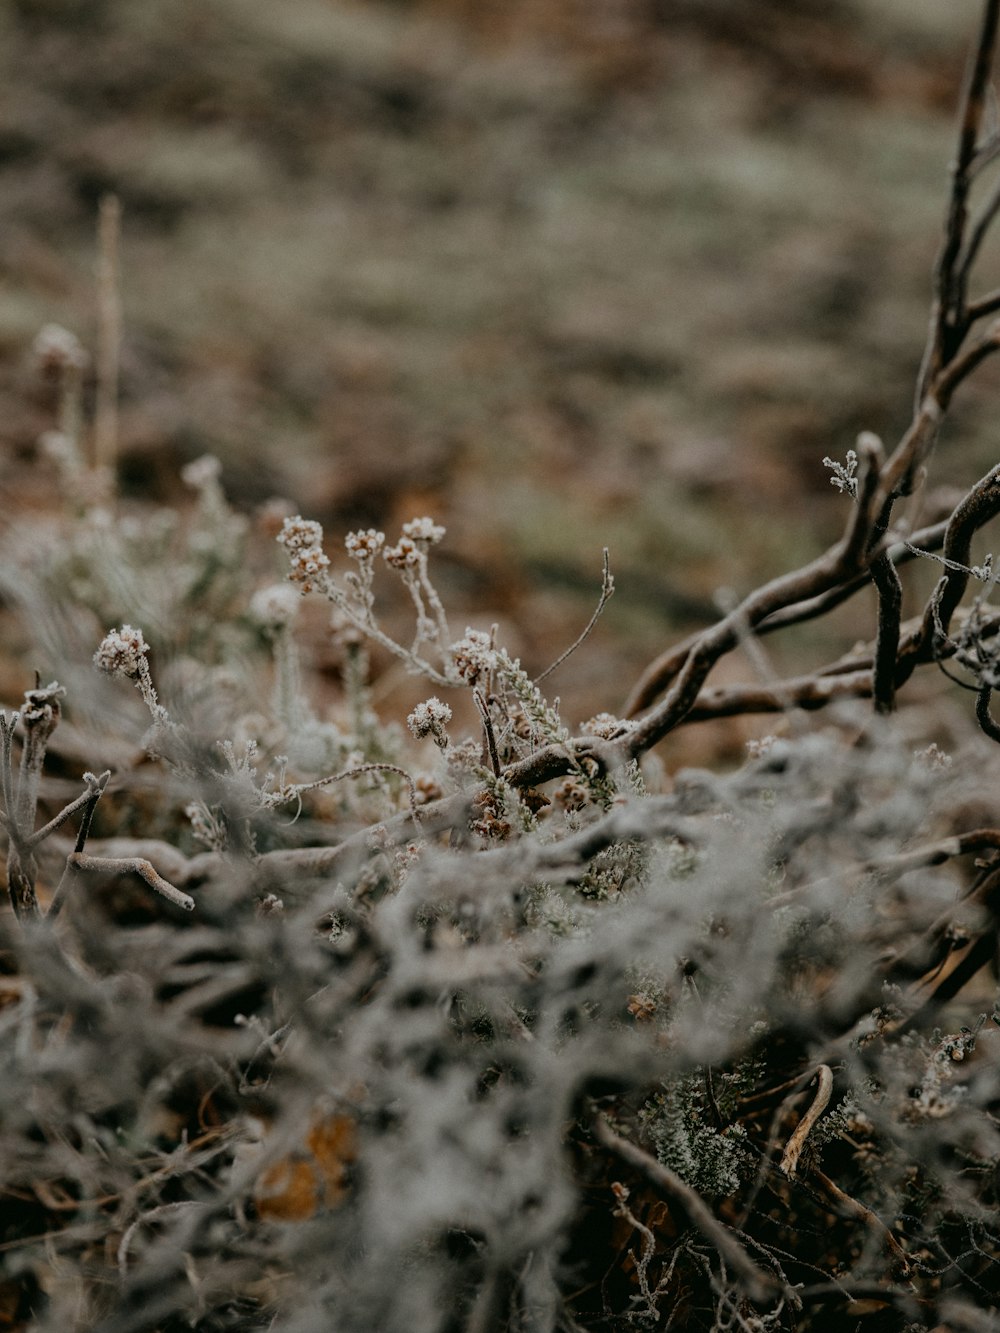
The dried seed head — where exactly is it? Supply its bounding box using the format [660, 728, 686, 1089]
[287, 545, 331, 591]
[249, 583, 301, 627]
[407, 697, 453, 744]
[345, 528, 386, 561]
[278, 516, 325, 552]
[383, 536, 420, 570]
[401, 516, 445, 546]
[32, 323, 89, 373]
[94, 625, 150, 678]
[450, 630, 495, 685]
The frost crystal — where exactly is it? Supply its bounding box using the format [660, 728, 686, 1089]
[822, 448, 859, 497]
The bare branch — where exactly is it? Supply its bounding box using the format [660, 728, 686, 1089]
[593, 1116, 779, 1304]
[779, 1065, 833, 1178]
[917, 0, 1000, 404]
[25, 770, 110, 850]
[51, 852, 195, 916]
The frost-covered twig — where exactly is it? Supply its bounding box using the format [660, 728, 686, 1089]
[56, 851, 195, 913]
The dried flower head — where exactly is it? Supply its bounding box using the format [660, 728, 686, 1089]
[278, 516, 325, 552]
[414, 773, 444, 805]
[407, 697, 453, 745]
[553, 778, 589, 812]
[401, 516, 445, 546]
[287, 546, 331, 591]
[181, 454, 223, 490]
[450, 629, 495, 685]
[345, 528, 386, 561]
[93, 625, 150, 678]
[383, 537, 420, 570]
[249, 583, 301, 628]
[581, 712, 631, 740]
[20, 680, 65, 729]
[32, 323, 89, 372]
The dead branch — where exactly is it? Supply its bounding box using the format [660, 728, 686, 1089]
[593, 1116, 779, 1304]
[779, 1065, 833, 1178]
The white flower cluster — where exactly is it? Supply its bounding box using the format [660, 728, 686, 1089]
[277, 516, 329, 591]
[407, 696, 453, 746]
[93, 624, 149, 678]
[450, 629, 495, 685]
[382, 518, 444, 570]
[277, 516, 325, 551]
[383, 536, 420, 570]
[401, 516, 445, 545]
[345, 528, 386, 561]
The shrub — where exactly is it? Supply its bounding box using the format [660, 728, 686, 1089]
[3, 7, 1000, 1332]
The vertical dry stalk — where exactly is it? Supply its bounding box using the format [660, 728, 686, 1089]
[94, 193, 121, 477]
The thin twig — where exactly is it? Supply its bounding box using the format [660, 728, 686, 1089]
[474, 689, 502, 777]
[624, 516, 950, 716]
[25, 770, 109, 850]
[60, 852, 195, 912]
[535, 548, 614, 683]
[976, 683, 1000, 740]
[593, 1116, 779, 1304]
[808, 1169, 912, 1276]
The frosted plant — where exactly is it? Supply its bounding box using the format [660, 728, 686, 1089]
[5, 9, 1000, 1333]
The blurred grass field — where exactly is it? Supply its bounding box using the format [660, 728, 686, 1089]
[2, 0, 998, 739]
